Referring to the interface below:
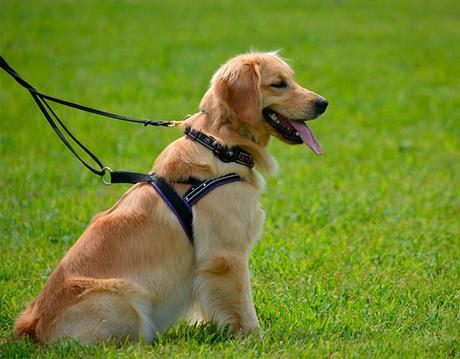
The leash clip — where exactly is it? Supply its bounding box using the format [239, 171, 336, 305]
[101, 166, 113, 186]
[168, 121, 182, 127]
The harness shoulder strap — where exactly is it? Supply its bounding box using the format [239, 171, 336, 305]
[149, 176, 194, 244]
[183, 173, 242, 206]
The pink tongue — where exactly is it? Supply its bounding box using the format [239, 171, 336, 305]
[289, 121, 322, 155]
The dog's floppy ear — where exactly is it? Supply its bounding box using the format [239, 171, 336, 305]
[213, 62, 261, 125]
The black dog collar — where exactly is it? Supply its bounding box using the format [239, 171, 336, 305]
[184, 126, 254, 168]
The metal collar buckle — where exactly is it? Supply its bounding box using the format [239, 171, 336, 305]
[218, 147, 238, 163]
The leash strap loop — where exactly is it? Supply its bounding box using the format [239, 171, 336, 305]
[0, 56, 176, 183]
[30, 91, 105, 176]
[0, 56, 175, 127]
[1, 57, 255, 185]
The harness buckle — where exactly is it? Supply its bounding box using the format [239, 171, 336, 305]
[168, 121, 182, 127]
[101, 166, 113, 186]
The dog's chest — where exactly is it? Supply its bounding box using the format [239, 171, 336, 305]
[191, 183, 264, 251]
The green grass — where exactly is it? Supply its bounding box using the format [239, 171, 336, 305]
[1, 0, 459, 357]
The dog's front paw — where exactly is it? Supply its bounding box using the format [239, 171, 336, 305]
[233, 325, 264, 339]
[231, 318, 262, 337]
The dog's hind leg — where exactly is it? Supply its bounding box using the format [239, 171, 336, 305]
[45, 277, 156, 344]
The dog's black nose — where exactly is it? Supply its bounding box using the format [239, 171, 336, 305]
[315, 98, 329, 114]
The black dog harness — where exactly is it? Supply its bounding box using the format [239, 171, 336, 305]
[149, 173, 243, 245]
[0, 57, 255, 245]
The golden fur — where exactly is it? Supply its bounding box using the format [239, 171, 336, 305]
[15, 52, 326, 344]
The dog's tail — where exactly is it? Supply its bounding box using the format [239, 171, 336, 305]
[15, 301, 39, 341]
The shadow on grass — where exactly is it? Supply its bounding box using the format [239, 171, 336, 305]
[157, 322, 235, 345]
[0, 323, 235, 356]
[1, 335, 96, 357]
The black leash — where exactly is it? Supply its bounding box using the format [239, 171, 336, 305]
[1, 57, 255, 186]
[0, 56, 180, 185]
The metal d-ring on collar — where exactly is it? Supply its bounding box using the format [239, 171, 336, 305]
[183, 126, 254, 168]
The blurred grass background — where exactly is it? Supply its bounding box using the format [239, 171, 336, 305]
[1, 0, 459, 357]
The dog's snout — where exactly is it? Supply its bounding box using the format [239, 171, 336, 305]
[315, 98, 328, 114]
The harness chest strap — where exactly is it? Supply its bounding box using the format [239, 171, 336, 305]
[149, 173, 242, 244]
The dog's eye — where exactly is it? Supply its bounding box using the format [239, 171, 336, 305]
[271, 80, 288, 89]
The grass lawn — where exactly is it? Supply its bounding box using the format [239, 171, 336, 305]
[1, 0, 459, 357]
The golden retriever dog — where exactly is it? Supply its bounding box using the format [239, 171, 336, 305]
[15, 51, 328, 344]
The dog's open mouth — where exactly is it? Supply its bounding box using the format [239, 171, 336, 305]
[262, 108, 322, 155]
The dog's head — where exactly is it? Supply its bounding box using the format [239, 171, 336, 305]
[200, 52, 327, 155]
